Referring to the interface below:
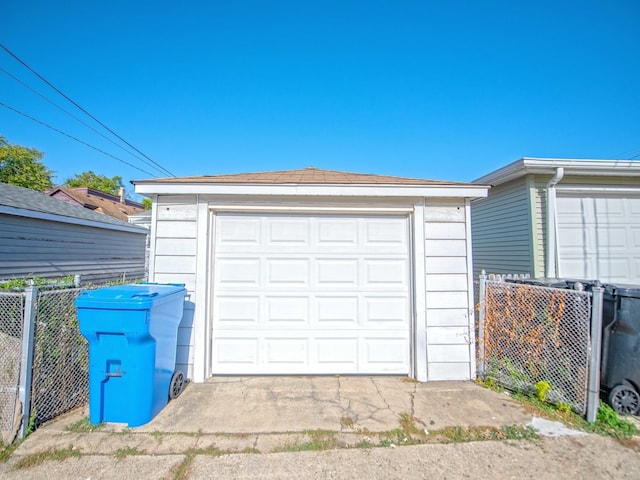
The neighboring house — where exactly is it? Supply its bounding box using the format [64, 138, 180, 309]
[133, 167, 489, 382]
[471, 158, 640, 283]
[0, 182, 148, 284]
[46, 186, 145, 222]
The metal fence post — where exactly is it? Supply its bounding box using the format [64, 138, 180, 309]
[18, 284, 37, 439]
[478, 270, 487, 378]
[586, 286, 604, 423]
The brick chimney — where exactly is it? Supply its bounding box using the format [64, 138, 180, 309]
[118, 187, 125, 204]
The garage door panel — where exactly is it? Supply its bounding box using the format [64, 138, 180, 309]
[362, 337, 410, 370]
[365, 219, 407, 245]
[218, 218, 260, 244]
[316, 297, 359, 325]
[265, 338, 308, 364]
[212, 213, 411, 375]
[364, 297, 409, 325]
[316, 338, 358, 365]
[266, 297, 309, 324]
[214, 338, 259, 365]
[317, 219, 358, 244]
[365, 259, 408, 286]
[216, 259, 260, 286]
[267, 218, 311, 245]
[216, 296, 260, 324]
[317, 259, 359, 285]
[266, 258, 310, 285]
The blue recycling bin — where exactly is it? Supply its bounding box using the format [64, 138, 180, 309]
[75, 283, 187, 427]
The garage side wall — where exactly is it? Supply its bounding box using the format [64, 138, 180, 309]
[424, 199, 474, 380]
[151, 195, 199, 379]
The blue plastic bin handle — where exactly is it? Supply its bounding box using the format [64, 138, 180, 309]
[131, 292, 159, 298]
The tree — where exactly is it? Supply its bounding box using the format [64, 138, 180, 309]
[142, 198, 152, 210]
[64, 171, 124, 196]
[0, 135, 54, 191]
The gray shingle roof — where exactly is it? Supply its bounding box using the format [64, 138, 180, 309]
[0, 182, 143, 229]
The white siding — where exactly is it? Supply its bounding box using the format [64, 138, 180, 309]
[424, 199, 473, 380]
[151, 195, 199, 379]
[470, 177, 533, 278]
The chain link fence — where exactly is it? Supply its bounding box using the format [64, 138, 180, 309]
[0, 292, 24, 443]
[31, 288, 87, 428]
[0, 284, 91, 443]
[477, 276, 601, 417]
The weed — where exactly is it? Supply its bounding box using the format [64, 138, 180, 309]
[65, 417, 105, 433]
[534, 381, 551, 402]
[340, 417, 355, 429]
[168, 453, 195, 480]
[114, 446, 145, 459]
[0, 441, 20, 464]
[356, 438, 374, 449]
[590, 403, 637, 439]
[282, 430, 337, 452]
[185, 446, 223, 457]
[476, 376, 503, 392]
[150, 430, 164, 443]
[240, 447, 261, 454]
[12, 446, 81, 470]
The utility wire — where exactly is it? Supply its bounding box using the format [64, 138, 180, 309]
[0, 101, 157, 177]
[0, 44, 175, 177]
[0, 66, 160, 173]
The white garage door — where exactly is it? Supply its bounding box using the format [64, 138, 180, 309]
[211, 212, 411, 375]
[557, 194, 640, 283]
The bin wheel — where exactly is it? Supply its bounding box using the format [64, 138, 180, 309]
[169, 371, 185, 400]
[609, 385, 640, 416]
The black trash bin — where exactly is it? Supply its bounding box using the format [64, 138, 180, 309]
[600, 285, 640, 416]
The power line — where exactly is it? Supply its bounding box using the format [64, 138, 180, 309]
[0, 44, 175, 177]
[0, 66, 165, 175]
[0, 101, 158, 177]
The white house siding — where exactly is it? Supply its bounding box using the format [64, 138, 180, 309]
[151, 195, 199, 379]
[424, 199, 474, 381]
[0, 214, 146, 284]
[470, 177, 533, 278]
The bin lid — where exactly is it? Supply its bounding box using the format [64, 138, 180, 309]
[75, 283, 186, 310]
[613, 285, 640, 299]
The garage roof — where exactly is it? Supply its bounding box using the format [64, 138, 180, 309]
[474, 158, 640, 186]
[133, 167, 489, 198]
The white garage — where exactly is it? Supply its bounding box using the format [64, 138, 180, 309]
[133, 168, 489, 382]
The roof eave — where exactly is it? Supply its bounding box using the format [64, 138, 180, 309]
[133, 182, 490, 199]
[473, 158, 640, 186]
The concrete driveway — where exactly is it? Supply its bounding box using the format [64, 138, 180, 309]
[141, 376, 532, 434]
[5, 377, 640, 480]
[13, 376, 533, 457]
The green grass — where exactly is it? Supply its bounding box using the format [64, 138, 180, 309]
[65, 417, 105, 433]
[114, 446, 145, 459]
[281, 430, 337, 452]
[12, 446, 81, 470]
[495, 385, 637, 440]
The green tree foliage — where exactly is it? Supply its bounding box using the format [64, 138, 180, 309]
[142, 198, 152, 210]
[64, 171, 123, 195]
[0, 135, 54, 191]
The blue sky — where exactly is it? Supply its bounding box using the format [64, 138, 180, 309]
[1, 1, 639, 193]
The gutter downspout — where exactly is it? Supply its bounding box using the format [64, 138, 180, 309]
[546, 167, 564, 278]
